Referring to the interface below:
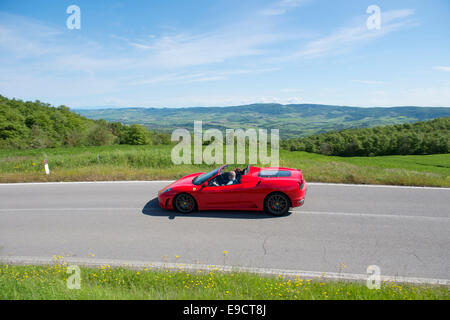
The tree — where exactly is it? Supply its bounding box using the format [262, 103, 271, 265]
[119, 124, 150, 145]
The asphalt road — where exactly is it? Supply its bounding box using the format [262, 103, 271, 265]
[0, 181, 449, 280]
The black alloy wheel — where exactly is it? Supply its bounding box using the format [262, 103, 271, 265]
[264, 193, 290, 216]
[174, 194, 196, 213]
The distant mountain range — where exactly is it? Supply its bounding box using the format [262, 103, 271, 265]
[75, 104, 450, 138]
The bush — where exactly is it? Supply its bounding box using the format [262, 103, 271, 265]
[86, 125, 115, 146]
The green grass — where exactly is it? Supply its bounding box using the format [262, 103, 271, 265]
[0, 145, 449, 187]
[1, 263, 448, 300]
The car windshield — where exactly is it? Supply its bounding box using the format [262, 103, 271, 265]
[192, 167, 220, 185]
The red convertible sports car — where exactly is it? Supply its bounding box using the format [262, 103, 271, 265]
[158, 165, 307, 216]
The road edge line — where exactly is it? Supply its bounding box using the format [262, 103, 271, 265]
[0, 180, 448, 190]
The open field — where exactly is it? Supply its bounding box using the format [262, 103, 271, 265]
[1, 263, 448, 300]
[0, 145, 449, 186]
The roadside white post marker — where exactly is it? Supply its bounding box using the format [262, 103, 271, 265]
[44, 158, 50, 175]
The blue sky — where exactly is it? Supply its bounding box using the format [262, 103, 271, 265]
[0, 0, 449, 108]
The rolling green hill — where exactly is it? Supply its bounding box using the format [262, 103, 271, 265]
[0, 95, 171, 149]
[75, 104, 450, 139]
[0, 95, 101, 149]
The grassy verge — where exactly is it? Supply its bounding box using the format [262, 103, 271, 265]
[1, 263, 448, 300]
[0, 145, 449, 187]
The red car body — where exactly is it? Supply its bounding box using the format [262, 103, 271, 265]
[158, 165, 306, 214]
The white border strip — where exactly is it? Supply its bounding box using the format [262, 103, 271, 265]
[1, 208, 448, 222]
[308, 182, 450, 190]
[300, 210, 450, 222]
[0, 180, 175, 186]
[0, 180, 448, 190]
[1, 256, 448, 286]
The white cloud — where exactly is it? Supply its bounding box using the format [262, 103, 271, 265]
[142, 28, 285, 68]
[363, 86, 450, 107]
[128, 68, 279, 86]
[260, 0, 307, 16]
[143, 94, 304, 108]
[279, 9, 415, 61]
[111, 35, 153, 50]
[128, 72, 223, 86]
[353, 80, 385, 85]
[281, 88, 304, 93]
[0, 11, 285, 74]
[0, 10, 286, 100]
[0, 12, 129, 76]
[434, 66, 450, 72]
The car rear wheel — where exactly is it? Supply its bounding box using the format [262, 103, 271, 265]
[174, 193, 196, 214]
[264, 193, 290, 216]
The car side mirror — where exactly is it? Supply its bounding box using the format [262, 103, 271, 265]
[201, 182, 208, 188]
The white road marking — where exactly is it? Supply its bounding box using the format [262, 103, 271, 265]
[299, 210, 450, 222]
[307, 182, 450, 190]
[0, 207, 139, 212]
[0, 208, 448, 222]
[0, 180, 448, 190]
[0, 180, 175, 186]
[1, 255, 448, 286]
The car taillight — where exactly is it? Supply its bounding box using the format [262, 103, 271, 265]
[299, 180, 305, 189]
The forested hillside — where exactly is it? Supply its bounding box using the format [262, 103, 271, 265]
[0, 95, 170, 149]
[281, 118, 450, 156]
[2, 95, 449, 156]
[76, 103, 450, 139]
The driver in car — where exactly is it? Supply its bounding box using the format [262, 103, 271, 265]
[211, 171, 238, 186]
[225, 171, 237, 185]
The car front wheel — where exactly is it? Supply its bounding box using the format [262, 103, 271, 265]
[174, 193, 196, 213]
[264, 193, 290, 216]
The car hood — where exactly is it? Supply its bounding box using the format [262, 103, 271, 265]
[159, 172, 203, 192]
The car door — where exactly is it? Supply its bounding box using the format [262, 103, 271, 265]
[197, 182, 244, 210]
[237, 175, 264, 209]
